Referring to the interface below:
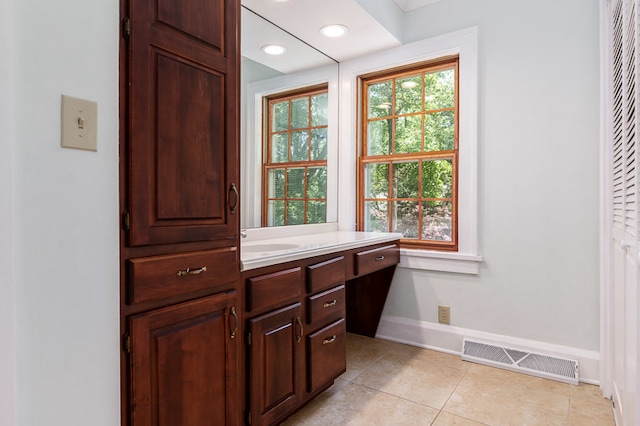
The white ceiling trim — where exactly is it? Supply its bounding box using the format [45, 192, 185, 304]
[392, 0, 443, 12]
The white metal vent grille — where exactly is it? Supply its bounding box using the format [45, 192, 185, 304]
[461, 338, 579, 385]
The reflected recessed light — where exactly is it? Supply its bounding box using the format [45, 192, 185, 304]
[401, 81, 419, 89]
[273, 0, 290, 2]
[320, 24, 349, 38]
[376, 102, 392, 110]
[261, 44, 287, 55]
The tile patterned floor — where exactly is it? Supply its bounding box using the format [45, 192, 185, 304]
[282, 334, 615, 426]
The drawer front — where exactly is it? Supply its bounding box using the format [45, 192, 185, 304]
[306, 318, 346, 393]
[129, 248, 238, 304]
[307, 285, 345, 326]
[246, 267, 302, 312]
[355, 244, 399, 276]
[307, 256, 345, 293]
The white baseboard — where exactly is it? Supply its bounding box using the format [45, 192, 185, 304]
[376, 315, 601, 385]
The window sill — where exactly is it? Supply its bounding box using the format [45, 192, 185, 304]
[399, 249, 483, 274]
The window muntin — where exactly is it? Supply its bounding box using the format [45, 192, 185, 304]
[358, 59, 459, 250]
[264, 86, 328, 227]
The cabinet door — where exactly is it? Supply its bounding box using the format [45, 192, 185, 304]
[129, 291, 240, 426]
[126, 0, 240, 246]
[249, 303, 304, 426]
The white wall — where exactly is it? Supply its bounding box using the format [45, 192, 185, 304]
[1, 0, 16, 423]
[11, 0, 120, 424]
[382, 0, 601, 351]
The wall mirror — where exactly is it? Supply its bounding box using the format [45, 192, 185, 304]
[240, 5, 339, 230]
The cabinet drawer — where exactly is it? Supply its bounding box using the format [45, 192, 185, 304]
[355, 244, 399, 276]
[246, 267, 302, 312]
[307, 318, 346, 393]
[128, 248, 237, 304]
[307, 256, 345, 293]
[307, 285, 345, 326]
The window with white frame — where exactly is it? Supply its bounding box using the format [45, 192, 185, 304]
[338, 28, 481, 273]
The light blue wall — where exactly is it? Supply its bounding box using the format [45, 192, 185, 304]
[11, 0, 120, 424]
[384, 0, 601, 350]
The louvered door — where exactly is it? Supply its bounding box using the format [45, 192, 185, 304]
[606, 0, 639, 424]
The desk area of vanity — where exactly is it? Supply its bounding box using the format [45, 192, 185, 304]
[239, 230, 401, 425]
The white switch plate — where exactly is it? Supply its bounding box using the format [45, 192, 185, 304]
[61, 95, 98, 151]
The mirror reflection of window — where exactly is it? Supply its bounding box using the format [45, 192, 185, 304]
[264, 85, 329, 227]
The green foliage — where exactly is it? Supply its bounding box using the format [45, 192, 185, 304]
[395, 116, 422, 153]
[271, 134, 288, 163]
[367, 120, 391, 155]
[424, 69, 454, 110]
[272, 101, 289, 131]
[291, 97, 309, 129]
[287, 168, 305, 198]
[307, 167, 327, 199]
[311, 128, 327, 160]
[311, 93, 328, 126]
[290, 131, 309, 162]
[424, 111, 454, 151]
[363, 66, 456, 241]
[368, 81, 392, 119]
[422, 159, 452, 198]
[395, 74, 422, 115]
[364, 163, 389, 198]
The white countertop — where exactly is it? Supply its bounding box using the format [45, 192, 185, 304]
[240, 230, 402, 271]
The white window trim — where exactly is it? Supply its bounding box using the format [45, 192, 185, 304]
[337, 27, 481, 274]
[243, 65, 339, 228]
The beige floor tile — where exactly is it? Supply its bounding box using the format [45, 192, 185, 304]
[282, 335, 615, 426]
[443, 365, 571, 425]
[568, 390, 615, 426]
[352, 351, 466, 409]
[342, 334, 391, 381]
[432, 411, 488, 425]
[281, 381, 439, 426]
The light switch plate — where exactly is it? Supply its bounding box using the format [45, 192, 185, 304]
[61, 95, 98, 151]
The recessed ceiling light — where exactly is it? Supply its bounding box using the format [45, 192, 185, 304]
[401, 81, 419, 89]
[273, 0, 290, 2]
[320, 24, 349, 38]
[261, 44, 287, 55]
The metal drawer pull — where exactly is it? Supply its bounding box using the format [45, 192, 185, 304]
[375, 255, 385, 261]
[323, 335, 337, 345]
[323, 300, 337, 308]
[230, 307, 238, 339]
[229, 183, 239, 215]
[296, 317, 304, 344]
[176, 266, 207, 277]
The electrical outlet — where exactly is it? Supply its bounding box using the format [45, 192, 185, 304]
[438, 305, 450, 325]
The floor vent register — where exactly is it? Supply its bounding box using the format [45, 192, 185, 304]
[461, 338, 579, 385]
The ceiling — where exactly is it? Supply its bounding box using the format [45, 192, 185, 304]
[241, 0, 440, 70]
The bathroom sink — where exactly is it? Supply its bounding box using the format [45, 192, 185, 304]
[241, 243, 301, 253]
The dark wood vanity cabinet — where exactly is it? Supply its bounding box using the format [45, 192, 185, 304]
[129, 291, 239, 425]
[241, 243, 398, 426]
[125, 0, 240, 247]
[119, 0, 241, 424]
[248, 303, 305, 426]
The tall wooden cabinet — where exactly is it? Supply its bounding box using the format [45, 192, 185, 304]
[119, 0, 241, 424]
